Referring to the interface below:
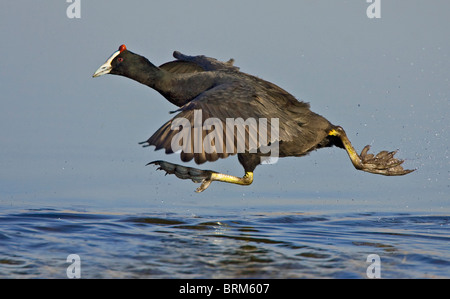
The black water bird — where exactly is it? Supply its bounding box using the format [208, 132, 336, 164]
[93, 44, 414, 192]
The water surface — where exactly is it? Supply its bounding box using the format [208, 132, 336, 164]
[1, 205, 448, 278]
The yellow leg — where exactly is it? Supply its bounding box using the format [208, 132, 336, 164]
[328, 127, 363, 170]
[149, 160, 254, 192]
[328, 126, 414, 176]
[197, 172, 253, 192]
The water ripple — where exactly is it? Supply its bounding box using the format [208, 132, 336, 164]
[0, 208, 449, 278]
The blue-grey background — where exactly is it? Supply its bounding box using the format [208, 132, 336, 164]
[1, 0, 449, 279]
[0, 1, 448, 213]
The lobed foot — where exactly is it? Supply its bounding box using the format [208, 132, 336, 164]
[147, 160, 215, 192]
[357, 145, 415, 176]
[148, 160, 214, 183]
[148, 160, 254, 192]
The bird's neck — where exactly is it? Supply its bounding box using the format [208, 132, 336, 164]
[122, 55, 217, 107]
[123, 56, 166, 89]
[155, 72, 218, 107]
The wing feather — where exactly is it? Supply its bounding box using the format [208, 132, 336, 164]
[159, 51, 239, 74]
[142, 80, 312, 164]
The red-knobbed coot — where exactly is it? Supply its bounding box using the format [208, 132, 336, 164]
[93, 45, 414, 192]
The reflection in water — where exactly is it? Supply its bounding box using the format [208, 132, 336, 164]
[0, 208, 449, 278]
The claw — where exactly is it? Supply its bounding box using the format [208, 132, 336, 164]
[360, 145, 371, 157]
[328, 126, 414, 176]
[358, 145, 415, 176]
[196, 179, 212, 193]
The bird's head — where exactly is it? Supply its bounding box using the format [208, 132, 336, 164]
[92, 44, 130, 77]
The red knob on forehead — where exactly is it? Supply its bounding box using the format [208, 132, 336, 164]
[119, 44, 127, 52]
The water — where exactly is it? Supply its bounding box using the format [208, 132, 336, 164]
[1, 204, 449, 278]
[1, 0, 449, 281]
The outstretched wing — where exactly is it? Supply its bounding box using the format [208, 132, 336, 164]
[141, 81, 308, 164]
[159, 51, 239, 74]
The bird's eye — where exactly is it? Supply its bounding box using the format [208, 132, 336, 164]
[117, 57, 123, 63]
